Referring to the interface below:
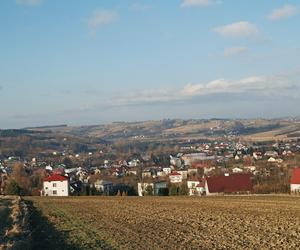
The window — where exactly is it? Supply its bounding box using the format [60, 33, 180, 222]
[53, 190, 57, 195]
[53, 183, 57, 187]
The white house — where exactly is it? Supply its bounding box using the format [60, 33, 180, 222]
[187, 178, 206, 196]
[291, 168, 300, 194]
[169, 172, 183, 183]
[232, 167, 243, 173]
[163, 167, 172, 175]
[94, 180, 113, 194]
[43, 174, 69, 196]
[138, 181, 167, 196]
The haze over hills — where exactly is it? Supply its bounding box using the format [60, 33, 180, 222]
[18, 117, 300, 142]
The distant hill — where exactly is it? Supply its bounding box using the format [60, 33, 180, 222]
[28, 118, 300, 142]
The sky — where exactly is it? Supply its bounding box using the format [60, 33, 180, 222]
[0, 0, 300, 129]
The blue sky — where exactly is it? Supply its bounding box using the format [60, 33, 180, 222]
[0, 0, 299, 128]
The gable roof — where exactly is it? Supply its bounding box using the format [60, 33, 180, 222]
[206, 173, 253, 193]
[169, 172, 181, 176]
[291, 168, 300, 184]
[44, 174, 68, 182]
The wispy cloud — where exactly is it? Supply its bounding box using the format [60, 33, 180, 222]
[111, 72, 297, 107]
[130, 2, 153, 11]
[268, 4, 298, 21]
[213, 21, 258, 38]
[86, 10, 118, 30]
[16, 0, 43, 6]
[223, 46, 248, 57]
[181, 0, 219, 8]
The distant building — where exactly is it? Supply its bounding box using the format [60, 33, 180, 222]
[169, 172, 183, 183]
[290, 168, 300, 194]
[138, 181, 167, 196]
[43, 174, 69, 196]
[187, 178, 206, 196]
[94, 180, 113, 194]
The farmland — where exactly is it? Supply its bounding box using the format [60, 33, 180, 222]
[0, 198, 12, 240]
[25, 196, 300, 250]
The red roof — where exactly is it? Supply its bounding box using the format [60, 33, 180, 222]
[291, 168, 300, 184]
[207, 173, 253, 193]
[169, 172, 181, 176]
[44, 174, 68, 182]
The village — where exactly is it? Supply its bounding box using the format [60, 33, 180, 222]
[1, 137, 300, 197]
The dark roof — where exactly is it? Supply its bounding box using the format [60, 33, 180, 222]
[44, 174, 68, 182]
[291, 168, 300, 184]
[207, 173, 253, 193]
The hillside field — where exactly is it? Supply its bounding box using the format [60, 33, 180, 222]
[24, 196, 300, 250]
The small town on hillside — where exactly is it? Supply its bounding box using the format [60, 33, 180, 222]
[1, 137, 300, 197]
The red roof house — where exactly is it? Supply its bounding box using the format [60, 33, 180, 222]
[44, 174, 68, 182]
[206, 173, 253, 195]
[43, 175, 69, 196]
[290, 168, 300, 193]
[291, 168, 300, 184]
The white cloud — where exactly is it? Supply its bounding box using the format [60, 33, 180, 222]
[268, 4, 298, 21]
[181, 0, 213, 8]
[87, 10, 118, 29]
[112, 72, 296, 106]
[16, 0, 43, 6]
[223, 46, 248, 57]
[181, 75, 288, 97]
[213, 21, 258, 38]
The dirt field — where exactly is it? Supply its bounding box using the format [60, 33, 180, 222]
[25, 196, 300, 250]
[0, 198, 12, 240]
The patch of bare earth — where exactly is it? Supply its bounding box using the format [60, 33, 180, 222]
[0, 196, 31, 250]
[24, 196, 300, 249]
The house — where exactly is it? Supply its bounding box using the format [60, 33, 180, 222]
[157, 170, 165, 177]
[187, 178, 206, 196]
[138, 181, 167, 196]
[94, 180, 113, 195]
[163, 167, 172, 175]
[169, 172, 183, 183]
[205, 173, 253, 195]
[43, 174, 69, 196]
[290, 168, 300, 194]
[232, 167, 243, 173]
[265, 151, 278, 157]
[253, 152, 263, 160]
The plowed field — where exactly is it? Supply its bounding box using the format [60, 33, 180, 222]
[25, 196, 300, 250]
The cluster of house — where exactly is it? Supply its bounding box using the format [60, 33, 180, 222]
[2, 139, 300, 197]
[41, 165, 300, 197]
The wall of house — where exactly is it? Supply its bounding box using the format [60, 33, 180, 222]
[138, 183, 154, 196]
[291, 184, 300, 193]
[169, 176, 182, 183]
[43, 180, 69, 196]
